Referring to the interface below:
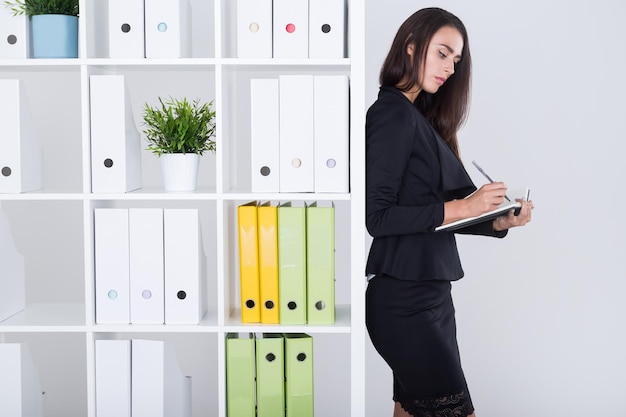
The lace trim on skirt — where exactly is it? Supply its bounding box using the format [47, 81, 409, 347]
[394, 390, 474, 417]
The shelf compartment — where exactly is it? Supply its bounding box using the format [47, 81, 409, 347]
[0, 69, 83, 193]
[92, 331, 218, 417]
[1, 332, 88, 416]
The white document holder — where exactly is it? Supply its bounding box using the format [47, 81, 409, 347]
[131, 339, 192, 417]
[313, 75, 349, 193]
[0, 9, 30, 58]
[309, 0, 345, 58]
[108, 0, 146, 58]
[0, 344, 45, 417]
[0, 79, 43, 194]
[0, 210, 25, 323]
[144, 0, 191, 58]
[163, 209, 207, 324]
[273, 0, 309, 58]
[95, 340, 131, 417]
[279, 75, 314, 192]
[237, 0, 273, 58]
[129, 208, 165, 324]
[94, 208, 131, 324]
[251, 78, 280, 192]
[89, 75, 141, 193]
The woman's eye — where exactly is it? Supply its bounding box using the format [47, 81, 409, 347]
[439, 51, 447, 59]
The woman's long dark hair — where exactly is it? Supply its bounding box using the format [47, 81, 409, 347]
[380, 8, 471, 159]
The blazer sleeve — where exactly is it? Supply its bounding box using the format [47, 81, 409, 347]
[455, 219, 508, 238]
[365, 104, 445, 238]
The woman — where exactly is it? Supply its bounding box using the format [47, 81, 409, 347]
[365, 8, 533, 417]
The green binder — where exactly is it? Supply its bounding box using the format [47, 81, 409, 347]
[306, 201, 335, 324]
[226, 333, 256, 417]
[278, 202, 307, 324]
[255, 333, 285, 417]
[284, 333, 314, 417]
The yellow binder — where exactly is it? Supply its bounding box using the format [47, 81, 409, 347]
[306, 201, 335, 324]
[258, 202, 280, 324]
[238, 201, 261, 323]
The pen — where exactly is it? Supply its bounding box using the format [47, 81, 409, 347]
[471, 160, 510, 202]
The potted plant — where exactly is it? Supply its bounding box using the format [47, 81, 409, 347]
[143, 96, 216, 192]
[3, 0, 79, 58]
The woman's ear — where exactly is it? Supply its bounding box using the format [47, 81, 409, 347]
[406, 42, 415, 58]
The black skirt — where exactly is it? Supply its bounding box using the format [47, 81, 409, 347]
[365, 274, 475, 417]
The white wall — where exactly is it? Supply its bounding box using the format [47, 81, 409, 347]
[365, 1, 626, 416]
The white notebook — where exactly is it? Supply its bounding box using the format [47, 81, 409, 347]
[435, 187, 530, 232]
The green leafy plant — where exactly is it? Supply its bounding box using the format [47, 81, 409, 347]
[3, 0, 79, 16]
[143, 97, 217, 157]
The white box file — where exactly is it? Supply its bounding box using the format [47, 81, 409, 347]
[309, 0, 345, 58]
[0, 210, 25, 323]
[95, 340, 132, 417]
[0, 8, 30, 58]
[273, 0, 309, 58]
[108, 0, 146, 58]
[237, 0, 273, 58]
[279, 75, 314, 192]
[163, 209, 207, 324]
[145, 0, 191, 58]
[0, 79, 43, 194]
[313, 75, 349, 192]
[94, 208, 131, 324]
[89, 75, 141, 193]
[251, 79, 280, 192]
[131, 339, 192, 417]
[0, 344, 45, 417]
[129, 208, 165, 324]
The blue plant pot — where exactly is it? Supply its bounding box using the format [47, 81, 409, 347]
[31, 15, 78, 58]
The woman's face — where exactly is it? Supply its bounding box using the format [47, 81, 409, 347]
[412, 25, 464, 94]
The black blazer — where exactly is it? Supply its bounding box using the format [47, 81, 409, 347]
[365, 86, 506, 282]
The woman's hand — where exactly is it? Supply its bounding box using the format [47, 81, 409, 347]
[443, 182, 508, 225]
[465, 182, 509, 217]
[493, 199, 534, 231]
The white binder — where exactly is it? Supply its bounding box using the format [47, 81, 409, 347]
[0, 210, 25, 323]
[131, 339, 192, 417]
[273, 0, 309, 58]
[309, 0, 345, 58]
[163, 209, 207, 324]
[129, 208, 165, 324]
[108, 0, 145, 58]
[94, 208, 131, 324]
[0, 79, 43, 194]
[144, 0, 191, 58]
[237, 0, 273, 58]
[0, 344, 45, 417]
[0, 8, 30, 58]
[95, 340, 131, 417]
[279, 75, 314, 192]
[89, 75, 141, 193]
[251, 78, 280, 192]
[313, 75, 349, 193]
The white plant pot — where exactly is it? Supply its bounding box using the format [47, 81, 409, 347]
[161, 153, 199, 192]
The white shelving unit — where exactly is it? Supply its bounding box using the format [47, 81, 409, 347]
[0, 1, 366, 416]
